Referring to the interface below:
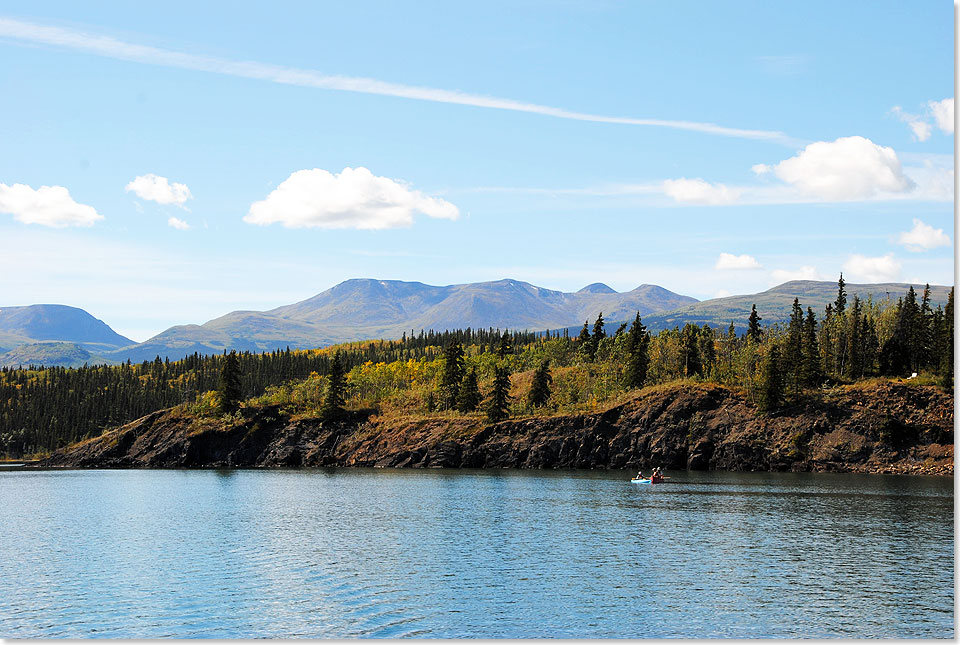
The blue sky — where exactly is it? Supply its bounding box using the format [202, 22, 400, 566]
[0, 1, 954, 341]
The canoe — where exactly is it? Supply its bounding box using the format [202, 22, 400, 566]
[631, 478, 652, 484]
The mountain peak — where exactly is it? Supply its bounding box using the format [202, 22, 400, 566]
[577, 283, 617, 294]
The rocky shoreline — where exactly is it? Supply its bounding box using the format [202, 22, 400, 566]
[40, 381, 953, 476]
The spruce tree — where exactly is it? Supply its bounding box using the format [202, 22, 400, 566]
[942, 288, 954, 387]
[624, 312, 650, 389]
[802, 307, 822, 386]
[834, 273, 847, 316]
[439, 341, 466, 410]
[486, 367, 512, 422]
[589, 312, 606, 360]
[321, 351, 347, 421]
[759, 345, 784, 412]
[747, 305, 762, 343]
[456, 368, 482, 413]
[527, 360, 552, 408]
[217, 350, 242, 414]
[784, 298, 803, 397]
[496, 331, 513, 358]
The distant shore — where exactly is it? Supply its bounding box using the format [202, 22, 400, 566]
[38, 381, 952, 476]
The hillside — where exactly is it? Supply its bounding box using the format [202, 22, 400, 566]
[104, 278, 697, 362]
[41, 381, 953, 475]
[0, 342, 117, 369]
[642, 280, 953, 333]
[0, 304, 133, 352]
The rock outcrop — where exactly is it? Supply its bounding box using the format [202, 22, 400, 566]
[41, 381, 953, 475]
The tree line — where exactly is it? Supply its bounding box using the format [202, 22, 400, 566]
[1, 278, 952, 456]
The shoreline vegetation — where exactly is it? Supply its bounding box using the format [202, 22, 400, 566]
[4, 277, 954, 475]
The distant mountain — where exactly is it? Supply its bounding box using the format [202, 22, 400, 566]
[641, 280, 953, 333]
[0, 342, 118, 369]
[0, 305, 134, 353]
[105, 278, 698, 362]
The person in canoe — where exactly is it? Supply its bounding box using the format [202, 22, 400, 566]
[634, 470, 644, 481]
[651, 467, 664, 484]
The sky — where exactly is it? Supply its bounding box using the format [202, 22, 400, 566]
[0, 1, 954, 342]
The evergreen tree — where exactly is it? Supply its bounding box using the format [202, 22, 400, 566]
[844, 296, 863, 378]
[527, 360, 552, 408]
[217, 351, 242, 414]
[834, 273, 847, 316]
[589, 312, 606, 360]
[942, 288, 954, 387]
[802, 307, 822, 386]
[576, 321, 591, 346]
[747, 305, 762, 343]
[486, 367, 512, 422]
[321, 351, 347, 421]
[679, 323, 702, 377]
[784, 298, 804, 397]
[698, 325, 716, 377]
[496, 331, 513, 358]
[759, 345, 784, 412]
[439, 341, 466, 409]
[456, 368, 482, 413]
[624, 312, 650, 389]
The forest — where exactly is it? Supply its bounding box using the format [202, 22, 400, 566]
[0, 278, 952, 457]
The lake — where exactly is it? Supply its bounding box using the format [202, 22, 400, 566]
[0, 468, 952, 638]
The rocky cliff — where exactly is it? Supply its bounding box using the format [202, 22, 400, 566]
[42, 381, 953, 475]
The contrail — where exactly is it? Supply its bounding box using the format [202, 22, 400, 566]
[0, 17, 796, 144]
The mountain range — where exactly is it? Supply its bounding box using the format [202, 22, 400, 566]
[0, 278, 951, 367]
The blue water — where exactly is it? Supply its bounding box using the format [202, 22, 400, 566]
[0, 468, 953, 638]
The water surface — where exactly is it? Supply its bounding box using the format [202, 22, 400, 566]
[0, 468, 952, 638]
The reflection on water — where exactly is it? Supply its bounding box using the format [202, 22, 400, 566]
[0, 468, 952, 638]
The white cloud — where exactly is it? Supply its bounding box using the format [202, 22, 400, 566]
[842, 253, 902, 283]
[929, 98, 954, 134]
[0, 182, 103, 227]
[662, 178, 740, 205]
[167, 216, 191, 230]
[713, 289, 733, 298]
[765, 136, 914, 200]
[770, 265, 823, 283]
[125, 174, 192, 206]
[895, 218, 951, 252]
[715, 253, 762, 270]
[891, 106, 932, 141]
[244, 167, 459, 230]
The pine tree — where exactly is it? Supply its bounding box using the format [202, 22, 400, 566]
[217, 351, 242, 414]
[439, 341, 465, 410]
[486, 367, 512, 422]
[759, 345, 784, 412]
[844, 296, 863, 378]
[624, 312, 650, 389]
[747, 305, 762, 343]
[527, 360, 552, 408]
[456, 368, 482, 412]
[576, 321, 591, 346]
[321, 351, 347, 421]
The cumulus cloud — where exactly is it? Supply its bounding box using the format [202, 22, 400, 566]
[167, 216, 191, 230]
[763, 136, 914, 200]
[929, 98, 954, 134]
[842, 253, 902, 283]
[771, 265, 823, 283]
[891, 106, 932, 141]
[715, 253, 762, 270]
[125, 173, 192, 206]
[244, 167, 459, 230]
[895, 218, 951, 252]
[662, 178, 740, 205]
[0, 182, 103, 227]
